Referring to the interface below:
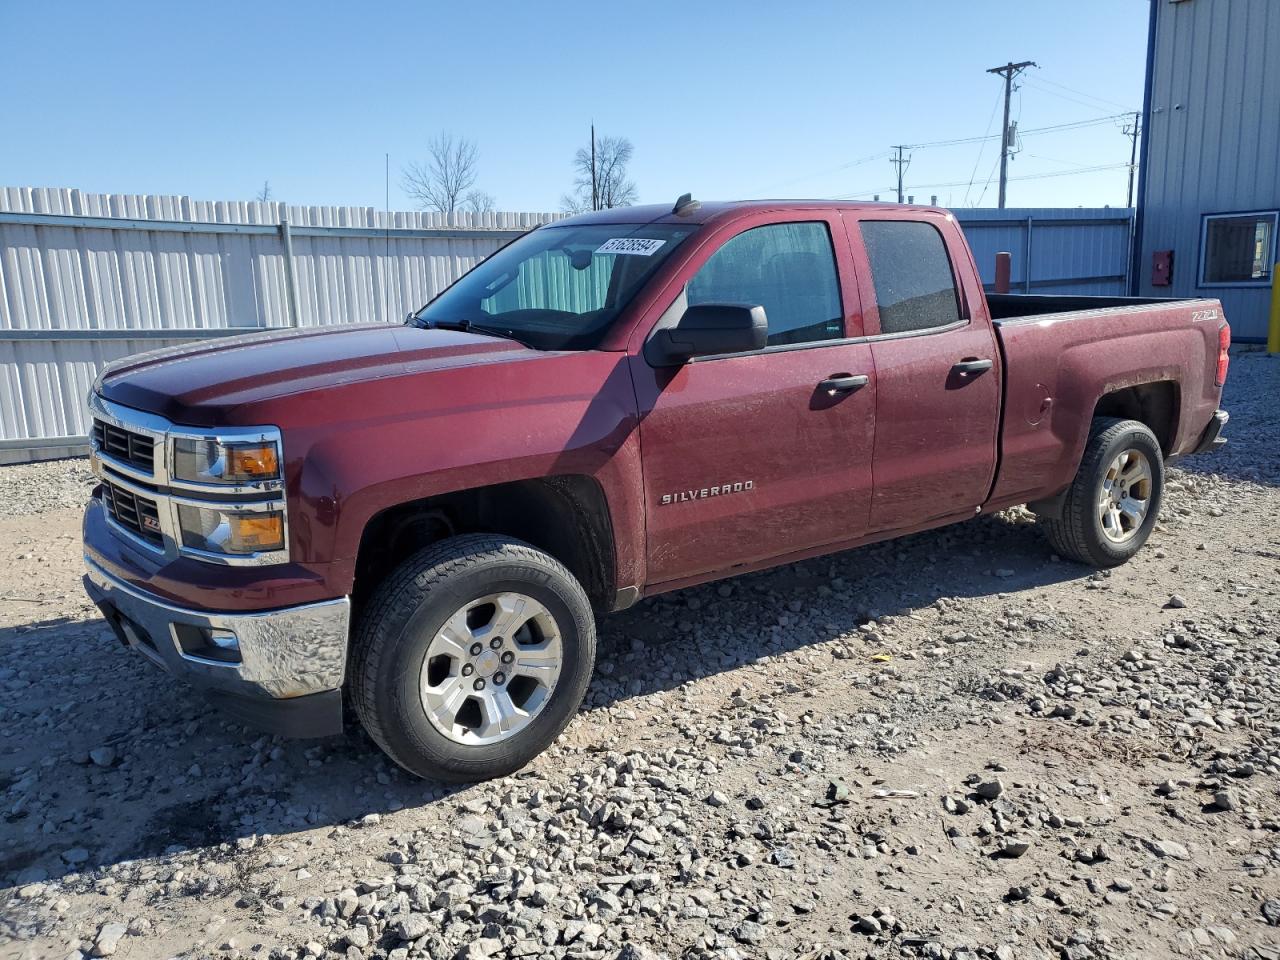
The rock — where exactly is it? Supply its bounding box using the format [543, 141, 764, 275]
[1165, 594, 1187, 608]
[395, 915, 433, 941]
[346, 927, 370, 950]
[92, 922, 127, 957]
[453, 941, 500, 960]
[89, 746, 117, 767]
[1145, 838, 1190, 860]
[616, 945, 668, 960]
[62, 848, 90, 865]
[770, 846, 797, 868]
[974, 778, 1005, 800]
[998, 837, 1031, 858]
[855, 916, 881, 935]
[706, 791, 729, 807]
[1211, 788, 1239, 811]
[1262, 900, 1280, 926]
[335, 889, 359, 918]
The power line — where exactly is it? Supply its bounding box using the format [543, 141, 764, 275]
[1020, 78, 1123, 116]
[1031, 75, 1133, 112]
[962, 88, 1005, 207]
[902, 113, 1130, 151]
[748, 150, 890, 195]
[974, 153, 1003, 207]
[832, 162, 1130, 201]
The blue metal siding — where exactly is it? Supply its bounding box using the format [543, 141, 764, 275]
[1137, 0, 1280, 341]
[956, 208, 1134, 295]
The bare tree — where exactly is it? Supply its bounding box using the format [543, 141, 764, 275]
[562, 134, 637, 212]
[402, 133, 481, 213]
[463, 190, 496, 215]
[256, 180, 272, 202]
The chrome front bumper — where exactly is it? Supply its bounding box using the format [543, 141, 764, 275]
[84, 556, 350, 731]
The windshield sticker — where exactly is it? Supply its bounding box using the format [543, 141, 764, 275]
[597, 237, 666, 256]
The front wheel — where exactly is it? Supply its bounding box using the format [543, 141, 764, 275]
[1039, 417, 1165, 567]
[351, 534, 596, 781]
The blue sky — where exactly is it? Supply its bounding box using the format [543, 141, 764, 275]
[0, 0, 1150, 213]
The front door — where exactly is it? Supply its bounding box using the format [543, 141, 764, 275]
[632, 216, 877, 587]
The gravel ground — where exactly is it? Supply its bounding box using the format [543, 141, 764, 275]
[0, 351, 1277, 960]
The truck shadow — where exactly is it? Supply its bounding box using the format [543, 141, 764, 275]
[0, 509, 1081, 890]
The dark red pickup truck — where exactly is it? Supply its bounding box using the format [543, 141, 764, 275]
[82, 198, 1231, 781]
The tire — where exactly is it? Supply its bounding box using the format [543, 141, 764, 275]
[351, 534, 596, 782]
[1040, 417, 1165, 568]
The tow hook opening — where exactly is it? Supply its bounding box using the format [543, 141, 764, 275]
[173, 623, 243, 664]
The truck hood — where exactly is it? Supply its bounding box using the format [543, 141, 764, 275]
[97, 323, 542, 426]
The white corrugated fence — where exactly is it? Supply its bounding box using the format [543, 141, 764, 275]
[0, 187, 563, 463]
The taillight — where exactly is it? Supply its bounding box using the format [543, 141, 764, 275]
[1215, 321, 1230, 386]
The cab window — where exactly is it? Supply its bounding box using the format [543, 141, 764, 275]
[859, 220, 962, 335]
[687, 222, 844, 346]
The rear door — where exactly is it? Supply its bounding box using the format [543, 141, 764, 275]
[845, 213, 1001, 532]
[631, 211, 877, 587]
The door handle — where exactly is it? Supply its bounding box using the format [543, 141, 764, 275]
[818, 373, 870, 395]
[951, 358, 993, 376]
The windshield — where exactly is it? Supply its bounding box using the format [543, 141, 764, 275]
[411, 222, 698, 350]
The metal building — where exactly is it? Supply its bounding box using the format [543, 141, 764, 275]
[1133, 0, 1280, 341]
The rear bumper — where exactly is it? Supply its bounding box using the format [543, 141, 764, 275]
[83, 555, 349, 737]
[1186, 408, 1229, 457]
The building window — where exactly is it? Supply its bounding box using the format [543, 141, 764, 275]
[1199, 211, 1278, 287]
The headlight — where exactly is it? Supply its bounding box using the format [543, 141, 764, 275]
[173, 438, 280, 485]
[177, 504, 285, 555]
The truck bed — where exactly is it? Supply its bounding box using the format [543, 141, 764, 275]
[987, 293, 1178, 321]
[986, 295, 1225, 512]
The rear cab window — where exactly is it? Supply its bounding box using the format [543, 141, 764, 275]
[858, 220, 963, 335]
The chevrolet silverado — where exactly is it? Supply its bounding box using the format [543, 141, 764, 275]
[82, 197, 1231, 781]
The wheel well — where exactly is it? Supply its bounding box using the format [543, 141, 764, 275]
[1092, 381, 1178, 455]
[353, 476, 617, 615]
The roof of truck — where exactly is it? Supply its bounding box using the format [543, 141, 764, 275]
[553, 199, 946, 228]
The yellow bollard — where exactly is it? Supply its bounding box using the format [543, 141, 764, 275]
[1270, 262, 1280, 354]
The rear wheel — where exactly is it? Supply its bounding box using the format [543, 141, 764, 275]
[1040, 417, 1164, 567]
[351, 534, 595, 781]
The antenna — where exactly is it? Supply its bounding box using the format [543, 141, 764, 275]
[672, 193, 701, 216]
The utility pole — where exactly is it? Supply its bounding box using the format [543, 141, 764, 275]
[1123, 110, 1141, 208]
[890, 145, 911, 204]
[986, 60, 1036, 208]
[590, 122, 598, 211]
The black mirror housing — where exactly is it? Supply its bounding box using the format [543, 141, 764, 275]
[649, 303, 768, 365]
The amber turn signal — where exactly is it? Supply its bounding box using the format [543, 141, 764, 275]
[227, 513, 284, 552]
[227, 444, 279, 480]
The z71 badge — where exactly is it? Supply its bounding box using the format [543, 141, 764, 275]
[660, 480, 754, 505]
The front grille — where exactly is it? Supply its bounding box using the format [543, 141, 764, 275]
[103, 481, 163, 546]
[93, 419, 155, 474]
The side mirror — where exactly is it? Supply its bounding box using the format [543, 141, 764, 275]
[650, 303, 768, 364]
